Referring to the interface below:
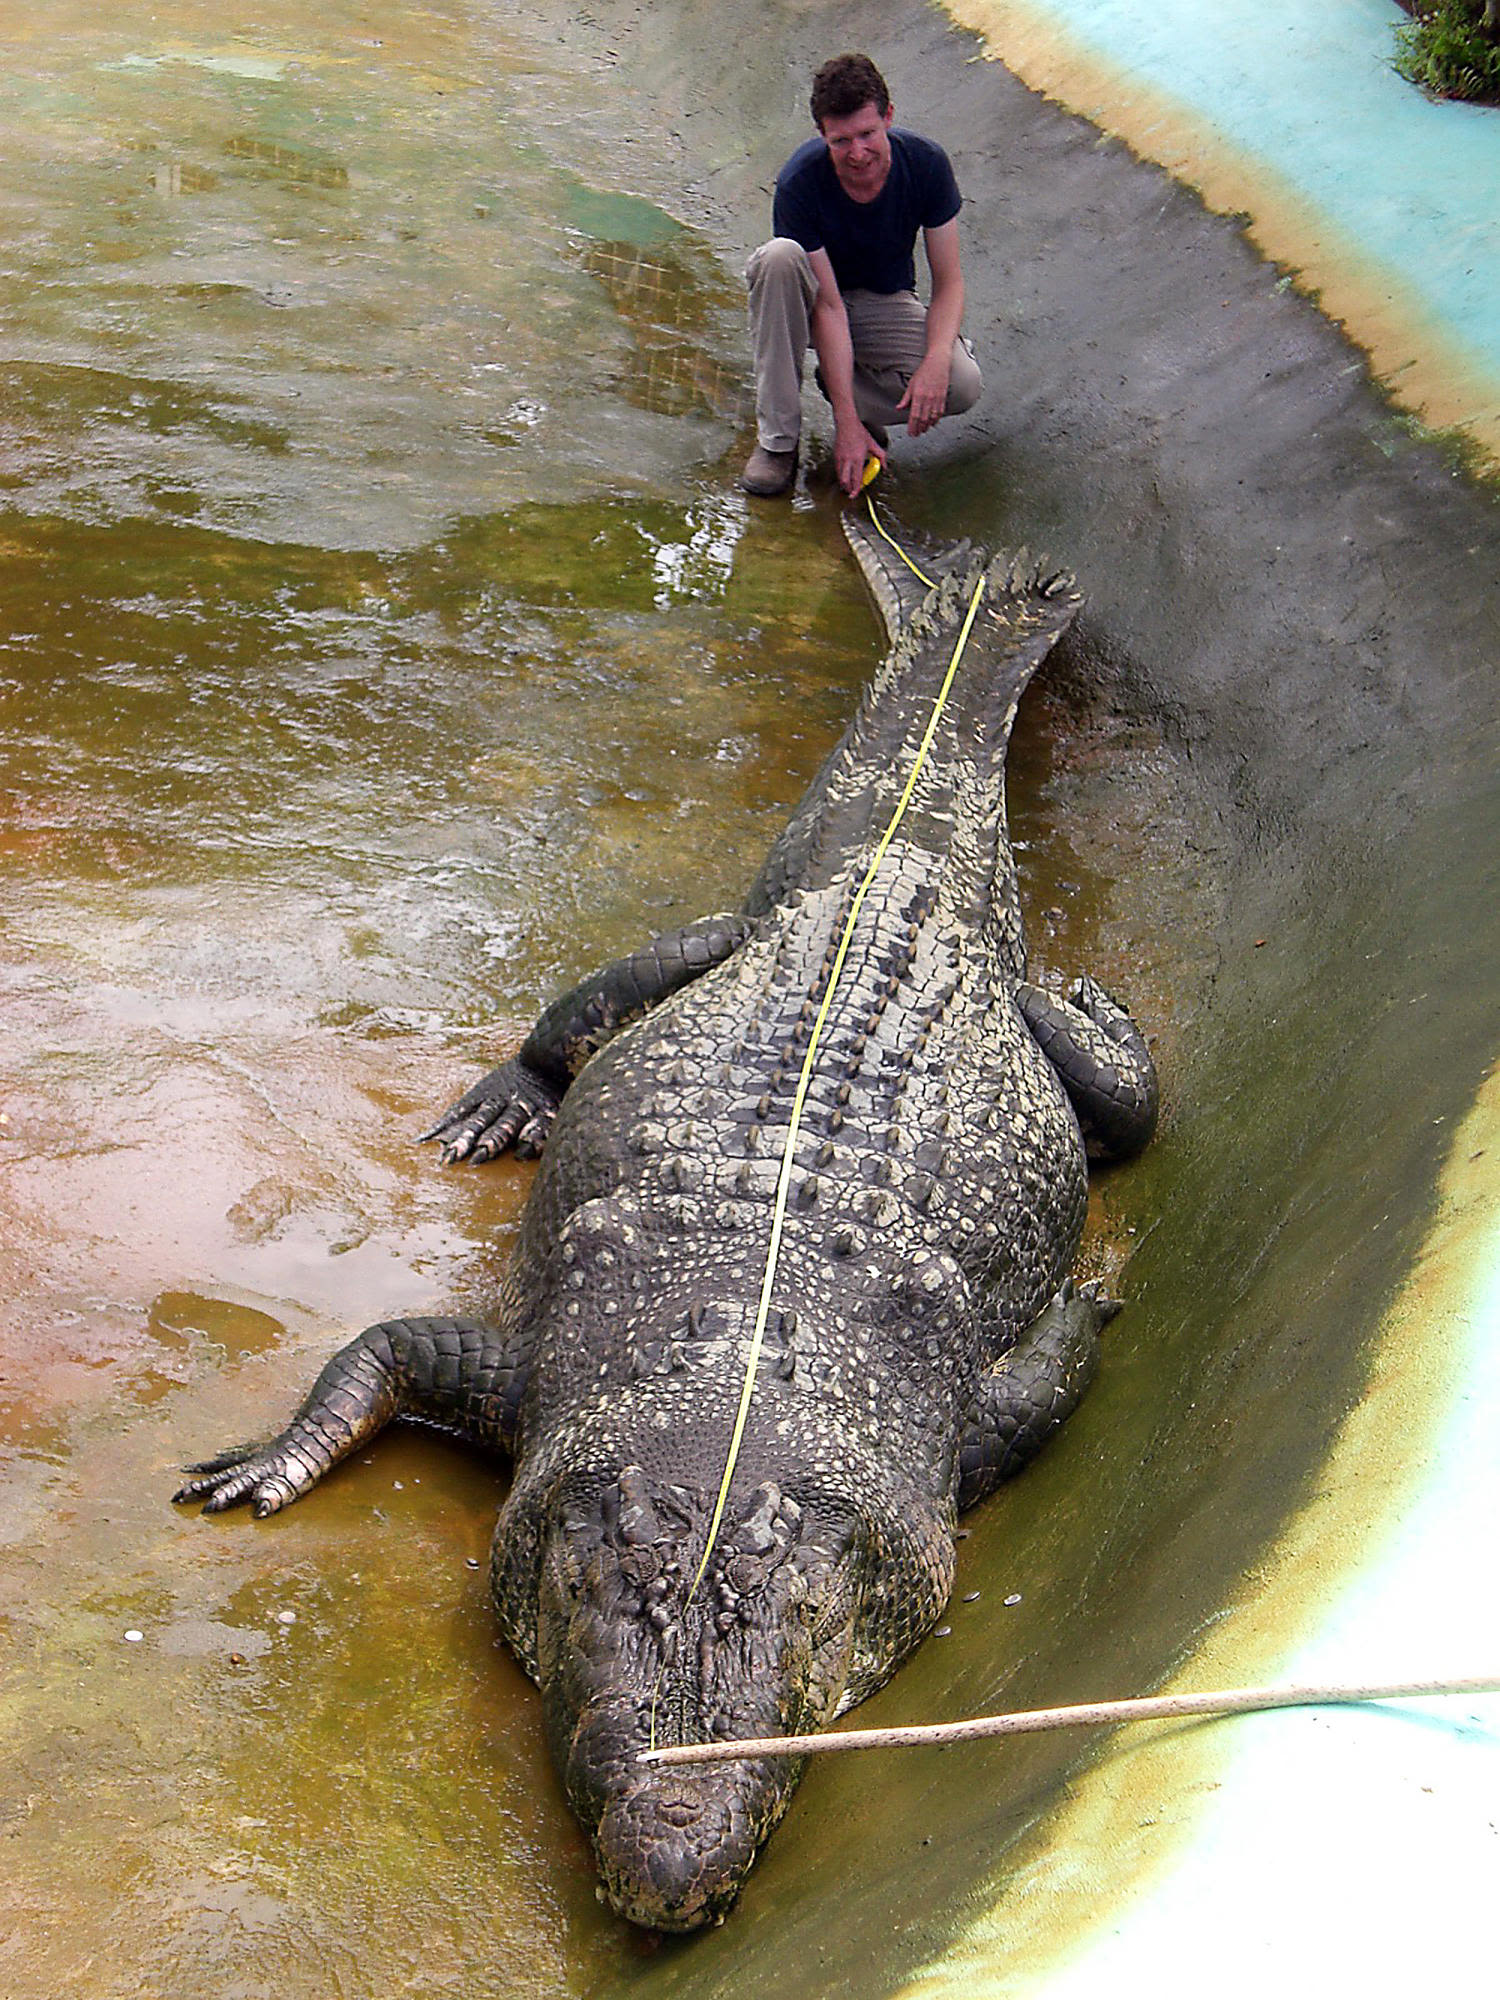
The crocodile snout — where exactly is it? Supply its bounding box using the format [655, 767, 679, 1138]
[594, 1778, 757, 1931]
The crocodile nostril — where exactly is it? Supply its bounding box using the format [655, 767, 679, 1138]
[657, 1797, 702, 1828]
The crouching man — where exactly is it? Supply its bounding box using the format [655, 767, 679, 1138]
[742, 52, 984, 499]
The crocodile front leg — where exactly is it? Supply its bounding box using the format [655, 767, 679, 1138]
[957, 1280, 1119, 1510]
[173, 1315, 526, 1517]
[423, 913, 751, 1164]
[1016, 974, 1159, 1161]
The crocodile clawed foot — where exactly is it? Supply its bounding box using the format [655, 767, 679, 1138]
[1064, 973, 1119, 1022]
[420, 1056, 563, 1165]
[1073, 1277, 1123, 1325]
[174, 1442, 258, 1492]
[174, 1439, 317, 1517]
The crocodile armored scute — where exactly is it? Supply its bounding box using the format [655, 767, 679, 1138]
[177, 514, 1158, 1931]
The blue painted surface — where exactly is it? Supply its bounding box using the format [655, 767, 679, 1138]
[992, 0, 1500, 405]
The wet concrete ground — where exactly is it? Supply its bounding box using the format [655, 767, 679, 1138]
[2, 2, 1498, 1996]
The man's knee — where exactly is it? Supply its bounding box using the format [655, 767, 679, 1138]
[946, 336, 983, 416]
[746, 236, 816, 298]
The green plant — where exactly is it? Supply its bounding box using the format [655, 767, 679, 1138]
[1393, 1, 1500, 103]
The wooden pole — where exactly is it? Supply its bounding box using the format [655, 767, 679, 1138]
[637, 1674, 1500, 1767]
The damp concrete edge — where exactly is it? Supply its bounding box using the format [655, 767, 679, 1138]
[895, 1066, 1500, 1997]
[941, 0, 1500, 469]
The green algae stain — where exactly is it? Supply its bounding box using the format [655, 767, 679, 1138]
[561, 182, 683, 249]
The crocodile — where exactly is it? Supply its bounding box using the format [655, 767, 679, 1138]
[175, 512, 1158, 1932]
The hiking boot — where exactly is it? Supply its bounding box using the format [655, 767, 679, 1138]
[741, 445, 797, 497]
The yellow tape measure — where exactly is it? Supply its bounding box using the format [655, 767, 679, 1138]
[660, 504, 984, 1670]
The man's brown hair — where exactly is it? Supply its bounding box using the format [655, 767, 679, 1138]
[809, 53, 891, 128]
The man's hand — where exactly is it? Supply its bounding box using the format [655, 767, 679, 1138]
[834, 417, 887, 497]
[898, 350, 952, 438]
[904, 218, 967, 439]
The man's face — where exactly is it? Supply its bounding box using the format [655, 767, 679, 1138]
[819, 100, 894, 204]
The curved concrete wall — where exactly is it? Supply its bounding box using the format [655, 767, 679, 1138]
[945, 0, 1500, 467]
[577, 2, 1500, 1992]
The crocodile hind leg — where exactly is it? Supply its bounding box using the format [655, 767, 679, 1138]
[957, 1280, 1119, 1510]
[1016, 974, 1159, 1161]
[174, 1314, 528, 1517]
[423, 912, 751, 1164]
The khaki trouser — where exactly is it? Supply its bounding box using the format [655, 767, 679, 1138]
[745, 236, 983, 451]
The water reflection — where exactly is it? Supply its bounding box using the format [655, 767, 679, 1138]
[580, 239, 747, 420]
[220, 134, 349, 188]
[147, 161, 221, 196]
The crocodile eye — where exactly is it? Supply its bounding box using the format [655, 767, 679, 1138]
[618, 1545, 662, 1586]
[724, 1552, 768, 1596]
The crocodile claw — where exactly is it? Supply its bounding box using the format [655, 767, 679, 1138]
[173, 1442, 304, 1516]
[420, 1056, 563, 1165]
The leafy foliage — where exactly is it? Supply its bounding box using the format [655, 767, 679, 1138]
[1394, 1, 1500, 102]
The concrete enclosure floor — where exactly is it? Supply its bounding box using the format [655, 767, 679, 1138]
[1, 4, 1496, 1997]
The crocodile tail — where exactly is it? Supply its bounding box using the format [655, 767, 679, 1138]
[945, 544, 1083, 749]
[743, 518, 1081, 916]
[839, 508, 958, 648]
[840, 512, 1083, 787]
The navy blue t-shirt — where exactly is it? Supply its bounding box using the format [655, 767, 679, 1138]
[771, 128, 962, 295]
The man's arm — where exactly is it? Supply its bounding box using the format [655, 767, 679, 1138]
[899, 217, 965, 437]
[806, 244, 887, 497]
